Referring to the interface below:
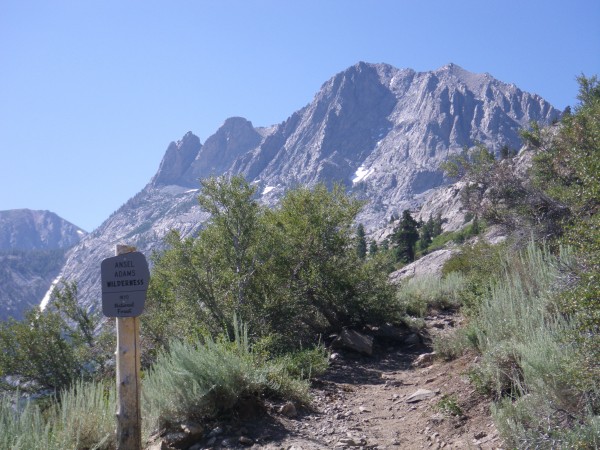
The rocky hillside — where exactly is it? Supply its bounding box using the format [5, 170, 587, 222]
[51, 62, 560, 311]
[0, 209, 86, 320]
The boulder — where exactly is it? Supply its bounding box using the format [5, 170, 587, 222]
[368, 323, 411, 343]
[332, 329, 374, 356]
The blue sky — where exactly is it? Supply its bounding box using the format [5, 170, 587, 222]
[1, 0, 599, 232]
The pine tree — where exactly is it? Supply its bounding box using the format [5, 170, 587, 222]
[356, 223, 367, 259]
[471, 214, 480, 235]
[381, 239, 390, 251]
[432, 212, 444, 237]
[369, 240, 379, 255]
[419, 216, 435, 251]
[500, 144, 517, 160]
[393, 210, 420, 263]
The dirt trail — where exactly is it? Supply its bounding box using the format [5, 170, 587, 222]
[159, 315, 504, 450]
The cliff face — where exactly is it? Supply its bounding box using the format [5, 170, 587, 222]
[51, 62, 560, 311]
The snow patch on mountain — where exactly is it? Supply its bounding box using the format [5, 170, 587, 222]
[353, 166, 375, 183]
[40, 275, 62, 311]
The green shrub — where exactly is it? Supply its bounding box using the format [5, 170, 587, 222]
[0, 394, 50, 450]
[468, 241, 600, 447]
[0, 380, 115, 450]
[493, 396, 600, 449]
[432, 325, 476, 361]
[441, 241, 507, 314]
[54, 380, 116, 449]
[472, 243, 575, 394]
[0, 281, 114, 394]
[396, 272, 467, 317]
[435, 394, 463, 417]
[270, 345, 329, 381]
[142, 322, 317, 437]
[144, 178, 399, 354]
[144, 332, 266, 429]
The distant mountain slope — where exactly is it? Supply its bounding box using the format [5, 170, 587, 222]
[0, 209, 86, 320]
[53, 62, 560, 311]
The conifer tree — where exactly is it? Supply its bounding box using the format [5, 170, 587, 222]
[393, 210, 420, 263]
[419, 215, 435, 251]
[369, 240, 378, 256]
[432, 212, 444, 237]
[356, 223, 367, 259]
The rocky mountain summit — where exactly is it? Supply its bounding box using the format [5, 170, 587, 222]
[48, 62, 559, 311]
[0, 209, 85, 251]
[0, 209, 86, 319]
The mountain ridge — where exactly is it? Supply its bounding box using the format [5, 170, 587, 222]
[0, 209, 86, 319]
[29, 61, 560, 314]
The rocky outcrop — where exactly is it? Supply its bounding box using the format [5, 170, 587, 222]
[151, 118, 266, 188]
[416, 182, 467, 233]
[151, 132, 202, 187]
[389, 248, 458, 284]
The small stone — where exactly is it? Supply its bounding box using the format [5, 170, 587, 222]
[474, 431, 487, 440]
[221, 437, 237, 447]
[406, 389, 436, 403]
[429, 413, 445, 425]
[359, 406, 371, 413]
[279, 401, 297, 417]
[413, 352, 436, 367]
[162, 431, 187, 445]
[239, 435, 254, 446]
[181, 421, 203, 437]
[208, 426, 223, 437]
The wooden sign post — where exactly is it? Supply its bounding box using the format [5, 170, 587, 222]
[101, 244, 150, 450]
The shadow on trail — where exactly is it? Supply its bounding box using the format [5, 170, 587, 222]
[318, 341, 432, 386]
